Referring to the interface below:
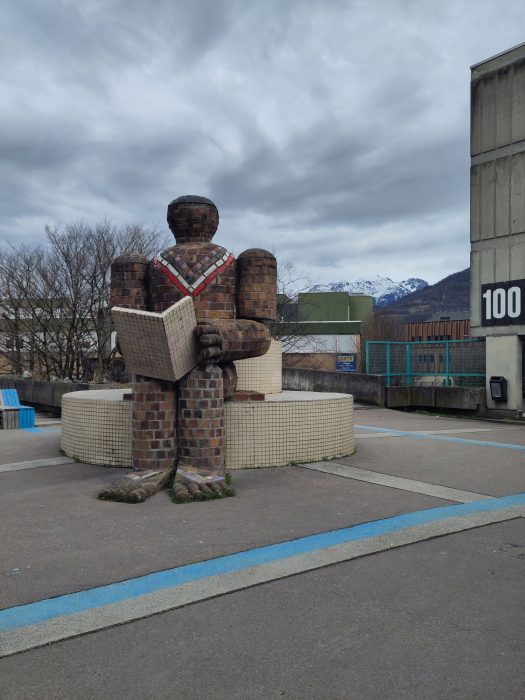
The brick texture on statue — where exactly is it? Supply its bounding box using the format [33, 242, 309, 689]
[110, 254, 149, 310]
[131, 375, 177, 471]
[108, 195, 278, 493]
[211, 319, 271, 361]
[167, 196, 219, 244]
[222, 362, 238, 399]
[228, 391, 265, 402]
[177, 364, 225, 477]
[237, 248, 277, 322]
[148, 244, 237, 321]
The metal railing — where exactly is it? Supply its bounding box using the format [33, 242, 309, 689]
[365, 339, 486, 387]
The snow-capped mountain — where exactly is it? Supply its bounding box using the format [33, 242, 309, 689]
[309, 275, 428, 306]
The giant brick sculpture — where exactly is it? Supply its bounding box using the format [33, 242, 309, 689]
[100, 195, 277, 503]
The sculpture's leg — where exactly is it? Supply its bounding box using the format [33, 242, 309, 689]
[221, 361, 238, 399]
[98, 375, 177, 503]
[173, 363, 235, 503]
[132, 374, 177, 471]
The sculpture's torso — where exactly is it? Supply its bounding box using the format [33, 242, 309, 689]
[148, 242, 236, 321]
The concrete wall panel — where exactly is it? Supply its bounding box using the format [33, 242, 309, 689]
[495, 157, 511, 236]
[282, 368, 385, 406]
[479, 76, 497, 153]
[470, 251, 481, 328]
[511, 60, 525, 142]
[510, 151, 525, 234]
[495, 67, 512, 147]
[480, 161, 495, 239]
[470, 165, 481, 242]
[495, 246, 510, 280]
[485, 335, 522, 411]
[470, 81, 482, 156]
[510, 241, 525, 279]
[480, 248, 495, 284]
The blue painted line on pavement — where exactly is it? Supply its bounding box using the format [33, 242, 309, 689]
[20, 427, 61, 434]
[1, 492, 525, 633]
[355, 425, 525, 451]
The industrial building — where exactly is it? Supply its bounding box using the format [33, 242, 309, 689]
[470, 43, 525, 415]
[277, 291, 373, 371]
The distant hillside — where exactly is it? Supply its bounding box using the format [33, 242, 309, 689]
[377, 268, 470, 322]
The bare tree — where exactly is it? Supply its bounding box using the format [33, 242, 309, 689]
[0, 221, 168, 381]
[269, 261, 318, 353]
[0, 246, 31, 375]
[46, 220, 167, 381]
[358, 310, 404, 372]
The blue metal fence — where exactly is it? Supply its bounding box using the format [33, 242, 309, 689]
[366, 339, 486, 387]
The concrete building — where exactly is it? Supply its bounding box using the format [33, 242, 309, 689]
[403, 316, 471, 343]
[277, 291, 373, 371]
[280, 291, 373, 351]
[470, 43, 525, 414]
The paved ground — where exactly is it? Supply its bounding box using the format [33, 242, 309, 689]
[0, 407, 524, 698]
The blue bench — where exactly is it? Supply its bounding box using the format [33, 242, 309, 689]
[0, 389, 36, 429]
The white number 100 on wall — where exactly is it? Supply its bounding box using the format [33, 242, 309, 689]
[482, 286, 521, 320]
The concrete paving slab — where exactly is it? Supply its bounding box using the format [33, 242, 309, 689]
[0, 428, 62, 465]
[433, 427, 525, 446]
[2, 494, 523, 657]
[356, 424, 525, 447]
[354, 407, 489, 428]
[1, 520, 523, 699]
[301, 461, 491, 501]
[0, 462, 452, 609]
[355, 406, 525, 434]
[32, 412, 61, 428]
[0, 457, 74, 473]
[342, 436, 525, 497]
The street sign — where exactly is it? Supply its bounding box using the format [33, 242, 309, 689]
[481, 279, 525, 326]
[336, 353, 357, 372]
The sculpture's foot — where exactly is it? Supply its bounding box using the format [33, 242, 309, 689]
[98, 469, 172, 504]
[171, 471, 235, 503]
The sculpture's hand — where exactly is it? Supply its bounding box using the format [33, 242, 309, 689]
[194, 322, 222, 364]
[195, 319, 270, 363]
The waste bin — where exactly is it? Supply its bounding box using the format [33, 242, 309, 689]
[489, 376, 507, 402]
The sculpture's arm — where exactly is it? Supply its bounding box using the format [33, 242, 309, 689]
[195, 319, 271, 364]
[110, 254, 149, 310]
[236, 248, 277, 323]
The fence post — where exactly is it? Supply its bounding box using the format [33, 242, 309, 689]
[445, 340, 450, 386]
[406, 343, 412, 386]
[365, 342, 370, 374]
[386, 342, 391, 387]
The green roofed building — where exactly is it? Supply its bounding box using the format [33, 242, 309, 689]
[275, 291, 374, 356]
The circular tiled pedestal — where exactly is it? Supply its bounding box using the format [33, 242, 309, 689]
[61, 389, 354, 469]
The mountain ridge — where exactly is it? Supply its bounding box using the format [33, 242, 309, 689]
[309, 275, 428, 306]
[377, 268, 470, 322]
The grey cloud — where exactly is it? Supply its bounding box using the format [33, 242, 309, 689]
[211, 119, 468, 232]
[2, 0, 525, 283]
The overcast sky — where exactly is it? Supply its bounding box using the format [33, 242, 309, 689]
[1, 1, 524, 285]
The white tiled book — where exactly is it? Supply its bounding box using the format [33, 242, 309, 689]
[112, 297, 198, 381]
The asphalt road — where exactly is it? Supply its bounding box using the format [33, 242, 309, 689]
[1, 408, 524, 698]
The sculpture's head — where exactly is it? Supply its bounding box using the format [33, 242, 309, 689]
[167, 195, 219, 243]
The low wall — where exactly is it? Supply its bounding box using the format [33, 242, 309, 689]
[1, 374, 486, 414]
[385, 386, 486, 413]
[0, 376, 128, 413]
[281, 369, 486, 412]
[282, 369, 385, 406]
[283, 353, 339, 372]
